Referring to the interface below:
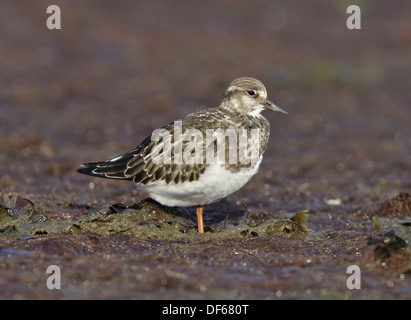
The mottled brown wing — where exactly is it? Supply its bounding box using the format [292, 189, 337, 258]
[77, 116, 214, 185]
[125, 120, 210, 185]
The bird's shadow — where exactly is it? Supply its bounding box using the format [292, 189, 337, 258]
[129, 198, 246, 226]
[200, 200, 247, 225]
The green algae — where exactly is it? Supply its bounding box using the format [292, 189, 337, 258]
[373, 216, 411, 248]
[0, 194, 72, 239]
[69, 205, 310, 240]
[1, 194, 310, 240]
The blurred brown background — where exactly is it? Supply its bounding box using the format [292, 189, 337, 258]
[0, 0, 410, 299]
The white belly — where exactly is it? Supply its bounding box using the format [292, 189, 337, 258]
[138, 157, 262, 207]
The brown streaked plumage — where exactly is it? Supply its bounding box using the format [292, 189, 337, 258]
[77, 77, 287, 233]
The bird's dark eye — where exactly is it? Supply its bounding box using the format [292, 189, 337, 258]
[247, 90, 256, 96]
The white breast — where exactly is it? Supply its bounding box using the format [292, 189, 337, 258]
[138, 156, 263, 207]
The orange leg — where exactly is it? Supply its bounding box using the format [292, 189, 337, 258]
[196, 205, 204, 233]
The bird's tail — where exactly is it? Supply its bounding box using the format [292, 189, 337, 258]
[76, 155, 133, 180]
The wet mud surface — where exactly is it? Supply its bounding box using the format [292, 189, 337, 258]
[1, 1, 411, 299]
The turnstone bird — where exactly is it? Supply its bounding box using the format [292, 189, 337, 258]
[77, 77, 287, 233]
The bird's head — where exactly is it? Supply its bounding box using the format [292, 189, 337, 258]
[221, 77, 287, 117]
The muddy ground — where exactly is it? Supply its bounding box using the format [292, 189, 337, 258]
[0, 1, 410, 299]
